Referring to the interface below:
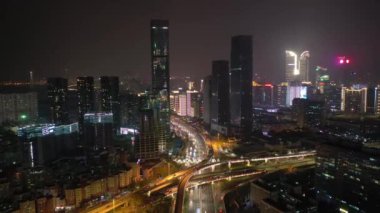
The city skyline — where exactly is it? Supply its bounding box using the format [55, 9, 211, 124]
[2, 1, 380, 213]
[2, 0, 380, 83]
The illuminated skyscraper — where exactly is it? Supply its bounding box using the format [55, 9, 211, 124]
[230, 35, 253, 140]
[143, 19, 170, 156]
[47, 78, 68, 124]
[285, 50, 299, 82]
[341, 86, 367, 114]
[285, 50, 310, 83]
[186, 90, 199, 117]
[299, 51, 310, 82]
[275, 82, 288, 107]
[151, 19, 169, 99]
[375, 87, 380, 115]
[178, 93, 187, 116]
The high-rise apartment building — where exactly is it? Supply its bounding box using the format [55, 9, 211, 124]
[186, 90, 199, 118]
[77, 77, 95, 140]
[230, 35, 253, 140]
[275, 82, 288, 107]
[324, 85, 342, 112]
[47, 78, 68, 124]
[292, 98, 325, 128]
[341, 86, 367, 114]
[0, 92, 38, 124]
[100, 76, 120, 131]
[374, 86, 380, 115]
[178, 94, 187, 117]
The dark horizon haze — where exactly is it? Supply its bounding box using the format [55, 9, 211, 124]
[2, 0, 380, 84]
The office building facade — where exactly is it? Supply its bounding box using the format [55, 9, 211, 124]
[151, 19, 170, 153]
[135, 107, 166, 160]
[100, 76, 120, 131]
[202, 75, 212, 127]
[186, 90, 199, 118]
[211, 60, 230, 133]
[230, 35, 253, 140]
[77, 77, 95, 141]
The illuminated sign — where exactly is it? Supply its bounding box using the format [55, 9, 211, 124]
[319, 75, 330, 82]
[120, 127, 139, 135]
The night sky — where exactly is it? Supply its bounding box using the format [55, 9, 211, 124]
[2, 0, 380, 83]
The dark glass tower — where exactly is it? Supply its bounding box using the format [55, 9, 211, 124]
[47, 77, 68, 124]
[77, 76, 95, 141]
[202, 75, 212, 127]
[151, 19, 169, 96]
[100, 76, 120, 131]
[230, 35, 253, 140]
[150, 19, 170, 154]
[211, 60, 230, 127]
